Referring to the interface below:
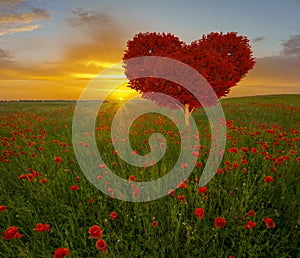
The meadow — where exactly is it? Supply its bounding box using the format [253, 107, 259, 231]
[0, 94, 299, 258]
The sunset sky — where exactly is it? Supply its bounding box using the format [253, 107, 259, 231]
[0, 0, 299, 100]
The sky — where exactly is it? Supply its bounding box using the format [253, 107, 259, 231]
[0, 0, 299, 100]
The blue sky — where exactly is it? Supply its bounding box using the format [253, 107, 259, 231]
[0, 0, 299, 99]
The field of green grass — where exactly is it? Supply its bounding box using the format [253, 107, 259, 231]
[0, 94, 299, 257]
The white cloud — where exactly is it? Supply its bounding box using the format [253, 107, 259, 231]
[0, 24, 39, 36]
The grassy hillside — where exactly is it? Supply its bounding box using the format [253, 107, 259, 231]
[0, 95, 299, 257]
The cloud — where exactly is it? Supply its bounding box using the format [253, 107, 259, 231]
[0, 0, 25, 8]
[282, 34, 300, 57]
[0, 8, 129, 81]
[0, 1, 51, 36]
[0, 48, 14, 59]
[64, 8, 129, 70]
[0, 8, 50, 25]
[68, 8, 113, 27]
[0, 24, 39, 36]
[251, 36, 265, 43]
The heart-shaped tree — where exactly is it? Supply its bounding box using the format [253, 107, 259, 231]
[123, 32, 255, 125]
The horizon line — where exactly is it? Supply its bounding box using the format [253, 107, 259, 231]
[0, 93, 299, 102]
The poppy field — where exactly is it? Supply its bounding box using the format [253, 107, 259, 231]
[0, 95, 299, 257]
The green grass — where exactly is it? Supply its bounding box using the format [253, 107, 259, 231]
[0, 95, 299, 257]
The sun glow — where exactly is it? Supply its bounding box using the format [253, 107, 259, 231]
[105, 82, 139, 101]
[84, 60, 116, 68]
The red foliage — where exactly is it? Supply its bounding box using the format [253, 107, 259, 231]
[123, 32, 255, 110]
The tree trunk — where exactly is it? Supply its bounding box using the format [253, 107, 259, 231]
[184, 104, 190, 127]
[177, 104, 194, 127]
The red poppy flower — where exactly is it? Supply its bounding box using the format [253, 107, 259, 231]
[241, 159, 247, 165]
[0, 205, 7, 212]
[232, 162, 239, 169]
[181, 163, 188, 169]
[43, 223, 51, 231]
[3, 226, 23, 240]
[270, 167, 277, 172]
[152, 220, 158, 227]
[168, 189, 175, 198]
[39, 178, 47, 183]
[194, 208, 205, 220]
[33, 223, 50, 232]
[264, 176, 274, 182]
[198, 186, 207, 195]
[96, 239, 107, 254]
[264, 218, 276, 228]
[18, 174, 27, 179]
[250, 147, 258, 154]
[214, 217, 226, 229]
[33, 223, 44, 232]
[133, 187, 140, 196]
[54, 156, 62, 163]
[228, 147, 238, 153]
[177, 182, 187, 188]
[196, 162, 202, 168]
[177, 195, 185, 202]
[128, 175, 137, 182]
[88, 225, 102, 239]
[216, 168, 224, 174]
[243, 221, 256, 230]
[53, 247, 70, 258]
[107, 188, 114, 195]
[132, 149, 138, 155]
[110, 212, 118, 220]
[246, 210, 256, 217]
[27, 173, 34, 182]
[224, 160, 231, 166]
[70, 185, 79, 191]
[240, 147, 248, 153]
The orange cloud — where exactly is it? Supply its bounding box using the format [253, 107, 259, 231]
[0, 8, 50, 24]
